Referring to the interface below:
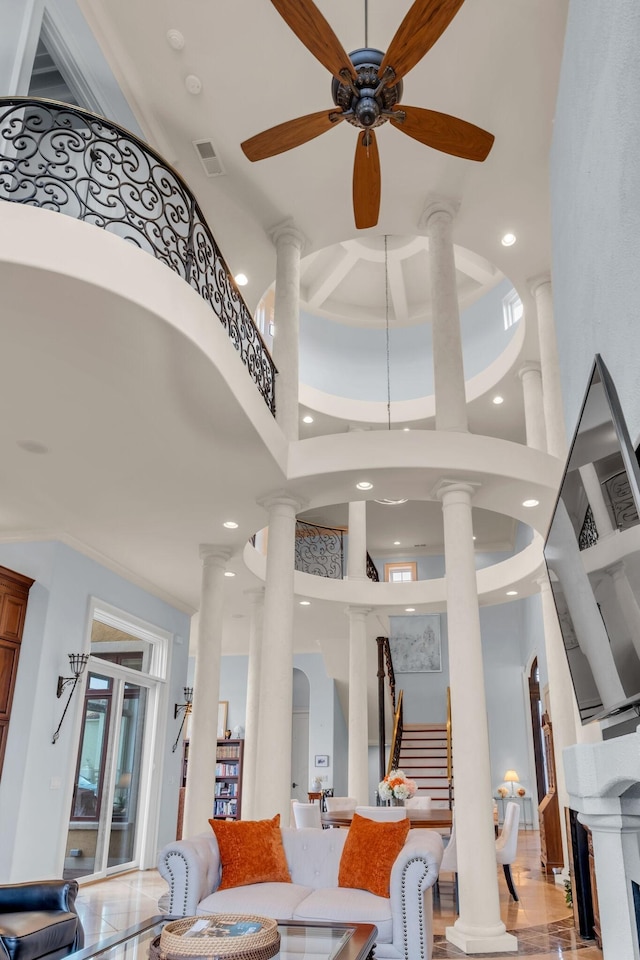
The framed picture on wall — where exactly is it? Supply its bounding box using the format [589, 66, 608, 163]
[217, 701, 228, 738]
[389, 615, 442, 672]
[314, 755, 329, 767]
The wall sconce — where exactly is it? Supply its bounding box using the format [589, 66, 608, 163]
[172, 686, 193, 753]
[52, 653, 89, 744]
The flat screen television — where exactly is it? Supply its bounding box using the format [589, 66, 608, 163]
[543, 354, 640, 724]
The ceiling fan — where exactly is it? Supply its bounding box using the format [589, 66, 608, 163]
[240, 0, 495, 230]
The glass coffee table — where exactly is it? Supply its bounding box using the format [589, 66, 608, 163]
[69, 917, 376, 960]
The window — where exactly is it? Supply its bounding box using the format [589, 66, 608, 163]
[503, 288, 523, 330]
[384, 562, 417, 583]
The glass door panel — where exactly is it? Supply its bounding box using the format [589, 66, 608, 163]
[108, 683, 147, 870]
[64, 671, 148, 880]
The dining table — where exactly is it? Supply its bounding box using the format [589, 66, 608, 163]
[321, 808, 453, 830]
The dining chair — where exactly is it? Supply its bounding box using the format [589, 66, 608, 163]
[292, 800, 322, 829]
[496, 800, 520, 900]
[404, 795, 432, 811]
[325, 796, 357, 813]
[354, 805, 407, 821]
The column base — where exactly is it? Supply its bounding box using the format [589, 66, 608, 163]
[446, 924, 518, 954]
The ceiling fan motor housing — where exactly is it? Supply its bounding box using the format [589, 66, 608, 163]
[331, 48, 403, 130]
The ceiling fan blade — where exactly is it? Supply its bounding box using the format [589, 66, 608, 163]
[380, 0, 466, 82]
[270, 0, 356, 81]
[391, 105, 494, 161]
[241, 110, 343, 162]
[353, 129, 381, 230]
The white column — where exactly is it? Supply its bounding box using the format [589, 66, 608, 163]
[0, 0, 42, 94]
[438, 482, 517, 954]
[183, 545, 231, 836]
[347, 606, 372, 803]
[531, 275, 567, 459]
[579, 463, 615, 539]
[347, 501, 367, 581]
[607, 561, 640, 659]
[254, 494, 301, 821]
[537, 574, 579, 877]
[270, 222, 305, 441]
[242, 587, 264, 820]
[423, 199, 468, 434]
[518, 362, 547, 451]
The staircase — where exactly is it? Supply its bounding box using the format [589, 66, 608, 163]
[398, 723, 453, 809]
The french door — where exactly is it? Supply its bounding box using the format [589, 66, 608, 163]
[64, 663, 155, 881]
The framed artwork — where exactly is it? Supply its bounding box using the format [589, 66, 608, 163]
[389, 615, 442, 672]
[217, 701, 228, 738]
[314, 755, 329, 767]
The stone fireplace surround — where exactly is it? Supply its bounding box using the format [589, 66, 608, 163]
[565, 725, 640, 959]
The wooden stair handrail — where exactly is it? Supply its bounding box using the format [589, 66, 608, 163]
[387, 689, 404, 776]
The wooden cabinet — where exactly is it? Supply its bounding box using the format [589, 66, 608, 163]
[0, 566, 34, 780]
[214, 739, 244, 820]
[539, 713, 563, 872]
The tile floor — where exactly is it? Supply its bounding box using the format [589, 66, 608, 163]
[75, 831, 603, 958]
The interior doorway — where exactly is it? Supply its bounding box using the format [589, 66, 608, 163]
[290, 668, 310, 804]
[528, 657, 549, 803]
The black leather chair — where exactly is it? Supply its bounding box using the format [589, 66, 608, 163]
[0, 881, 84, 960]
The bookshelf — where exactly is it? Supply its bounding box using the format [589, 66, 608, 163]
[214, 739, 244, 820]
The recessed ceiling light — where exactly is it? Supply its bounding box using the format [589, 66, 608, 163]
[393, 541, 401, 546]
[223, 520, 239, 529]
[299, 600, 311, 606]
[405, 608, 416, 613]
[224, 571, 236, 578]
[234, 273, 248, 286]
[356, 481, 373, 490]
[403, 428, 410, 432]
[501, 233, 516, 247]
[492, 395, 504, 405]
[522, 499, 539, 508]
[302, 415, 314, 424]
[472, 535, 477, 541]
[506, 590, 518, 596]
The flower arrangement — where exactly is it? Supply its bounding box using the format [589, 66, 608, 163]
[517, 786, 526, 797]
[497, 786, 509, 798]
[378, 769, 417, 802]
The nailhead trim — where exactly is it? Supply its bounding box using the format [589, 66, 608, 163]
[163, 851, 190, 916]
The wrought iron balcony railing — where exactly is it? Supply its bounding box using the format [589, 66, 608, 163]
[0, 97, 276, 414]
[294, 520, 380, 581]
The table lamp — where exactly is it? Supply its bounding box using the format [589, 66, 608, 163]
[504, 769, 520, 796]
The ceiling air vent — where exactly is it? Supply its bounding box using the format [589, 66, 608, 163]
[193, 139, 225, 177]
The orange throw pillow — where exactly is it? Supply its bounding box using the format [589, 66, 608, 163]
[208, 813, 291, 890]
[338, 812, 410, 898]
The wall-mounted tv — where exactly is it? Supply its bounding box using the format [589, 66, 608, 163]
[543, 355, 640, 724]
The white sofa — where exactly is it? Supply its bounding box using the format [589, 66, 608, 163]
[157, 826, 443, 960]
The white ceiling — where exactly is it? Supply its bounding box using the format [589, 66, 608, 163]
[0, 1, 570, 666]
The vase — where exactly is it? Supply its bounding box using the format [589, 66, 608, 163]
[390, 797, 405, 807]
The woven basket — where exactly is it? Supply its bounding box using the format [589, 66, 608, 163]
[156, 916, 280, 960]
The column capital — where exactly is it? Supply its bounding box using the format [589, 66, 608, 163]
[257, 490, 306, 514]
[518, 360, 542, 381]
[269, 218, 306, 253]
[419, 195, 460, 231]
[244, 586, 265, 603]
[535, 572, 552, 591]
[528, 272, 552, 297]
[433, 479, 480, 503]
[345, 605, 373, 620]
[199, 544, 232, 567]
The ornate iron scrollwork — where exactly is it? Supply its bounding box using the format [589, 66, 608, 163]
[0, 98, 276, 413]
[604, 471, 639, 531]
[578, 504, 599, 551]
[294, 521, 344, 579]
